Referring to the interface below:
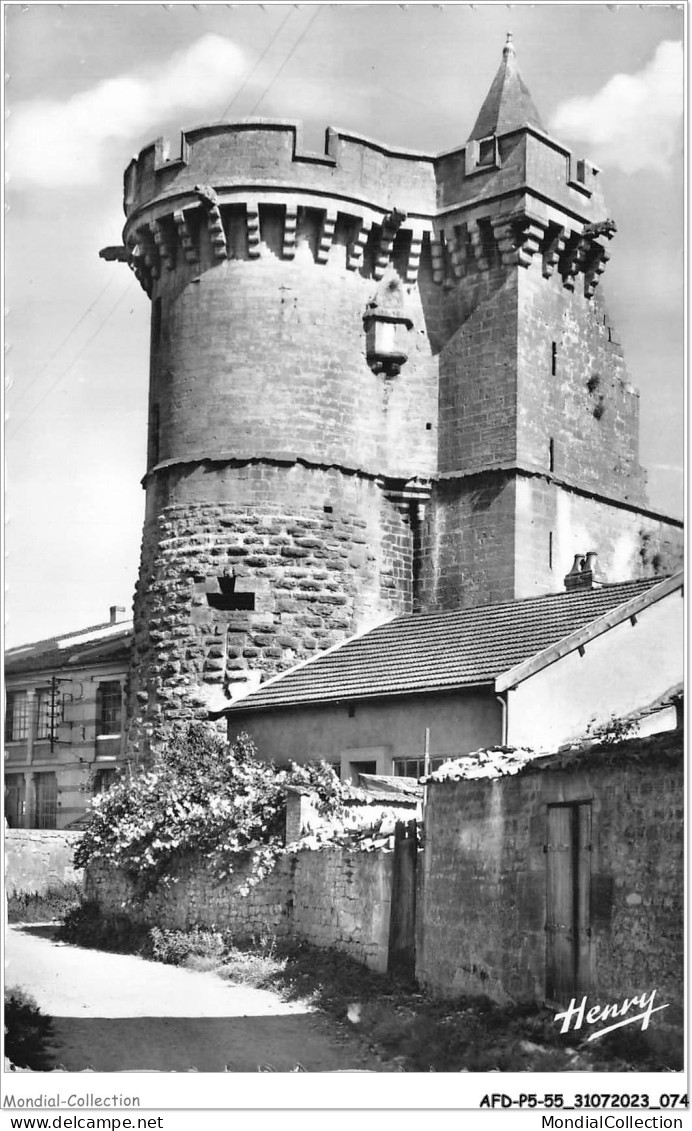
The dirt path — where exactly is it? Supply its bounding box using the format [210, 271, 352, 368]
[5, 925, 384, 1072]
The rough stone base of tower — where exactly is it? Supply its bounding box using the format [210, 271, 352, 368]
[127, 461, 415, 758]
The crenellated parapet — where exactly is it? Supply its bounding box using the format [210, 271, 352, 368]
[123, 120, 437, 227]
[108, 117, 619, 301]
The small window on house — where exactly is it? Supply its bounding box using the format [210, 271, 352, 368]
[34, 772, 57, 829]
[549, 437, 555, 472]
[477, 138, 496, 167]
[36, 687, 62, 741]
[96, 681, 123, 737]
[36, 689, 51, 740]
[465, 137, 500, 177]
[393, 756, 446, 779]
[551, 342, 558, 376]
[93, 768, 117, 795]
[5, 691, 28, 742]
[348, 759, 377, 784]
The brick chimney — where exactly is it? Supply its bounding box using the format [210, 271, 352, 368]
[109, 605, 127, 624]
[564, 551, 602, 592]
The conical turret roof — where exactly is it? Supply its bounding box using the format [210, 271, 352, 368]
[468, 34, 544, 141]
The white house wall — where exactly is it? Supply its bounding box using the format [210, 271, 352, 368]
[229, 687, 503, 774]
[505, 587, 683, 750]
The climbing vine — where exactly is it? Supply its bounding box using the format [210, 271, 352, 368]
[74, 723, 349, 895]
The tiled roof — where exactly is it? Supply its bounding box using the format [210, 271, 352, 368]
[227, 578, 663, 714]
[7, 619, 120, 653]
[5, 622, 132, 675]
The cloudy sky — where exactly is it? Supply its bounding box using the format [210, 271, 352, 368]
[4, 2, 685, 649]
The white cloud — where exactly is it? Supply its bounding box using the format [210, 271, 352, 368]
[549, 40, 683, 174]
[6, 35, 246, 187]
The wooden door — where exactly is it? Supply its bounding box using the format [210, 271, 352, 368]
[545, 803, 591, 1003]
[388, 819, 417, 976]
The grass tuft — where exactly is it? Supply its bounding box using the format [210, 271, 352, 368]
[8, 884, 82, 924]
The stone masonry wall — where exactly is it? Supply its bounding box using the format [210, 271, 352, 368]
[128, 180, 439, 753]
[420, 470, 683, 612]
[435, 132, 607, 222]
[125, 122, 436, 225]
[435, 268, 519, 475]
[149, 230, 438, 481]
[517, 266, 647, 506]
[86, 846, 394, 973]
[128, 464, 415, 754]
[5, 830, 83, 896]
[417, 735, 684, 1039]
[420, 473, 517, 609]
[513, 474, 683, 600]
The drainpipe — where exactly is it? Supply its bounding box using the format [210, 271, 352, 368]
[495, 690, 509, 745]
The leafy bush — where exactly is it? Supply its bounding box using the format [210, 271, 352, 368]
[148, 925, 225, 966]
[73, 724, 349, 894]
[59, 900, 150, 954]
[219, 946, 287, 988]
[4, 987, 54, 1070]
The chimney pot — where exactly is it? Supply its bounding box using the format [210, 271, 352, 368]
[564, 550, 601, 592]
[568, 553, 585, 576]
[583, 551, 598, 573]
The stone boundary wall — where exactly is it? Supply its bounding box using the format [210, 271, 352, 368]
[417, 736, 684, 1037]
[4, 830, 84, 896]
[86, 845, 394, 973]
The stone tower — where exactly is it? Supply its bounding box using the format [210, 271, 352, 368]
[102, 36, 682, 754]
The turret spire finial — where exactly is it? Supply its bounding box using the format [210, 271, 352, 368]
[467, 30, 543, 141]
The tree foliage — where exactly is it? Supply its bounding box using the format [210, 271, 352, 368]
[74, 724, 348, 893]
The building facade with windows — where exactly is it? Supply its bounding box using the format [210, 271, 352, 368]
[4, 608, 132, 828]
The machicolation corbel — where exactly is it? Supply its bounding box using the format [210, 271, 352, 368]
[373, 208, 407, 280]
[194, 185, 227, 260]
